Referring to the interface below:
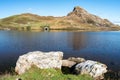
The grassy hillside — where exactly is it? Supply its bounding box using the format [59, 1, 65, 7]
[0, 67, 93, 80]
[0, 13, 55, 31]
[0, 6, 120, 31]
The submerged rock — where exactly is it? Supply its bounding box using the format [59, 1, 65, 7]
[15, 51, 63, 75]
[75, 60, 107, 79]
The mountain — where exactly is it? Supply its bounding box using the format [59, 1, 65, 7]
[67, 6, 114, 27]
[0, 6, 119, 31]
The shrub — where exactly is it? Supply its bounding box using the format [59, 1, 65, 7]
[87, 19, 95, 24]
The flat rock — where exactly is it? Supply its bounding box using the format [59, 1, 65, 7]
[62, 60, 76, 68]
[68, 57, 86, 63]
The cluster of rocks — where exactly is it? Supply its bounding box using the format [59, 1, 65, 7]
[62, 57, 107, 79]
[15, 51, 107, 80]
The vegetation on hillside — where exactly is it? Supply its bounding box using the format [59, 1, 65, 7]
[0, 13, 52, 31]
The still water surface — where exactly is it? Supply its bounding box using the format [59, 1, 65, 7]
[0, 31, 120, 73]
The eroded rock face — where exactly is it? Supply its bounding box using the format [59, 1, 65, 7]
[75, 60, 107, 79]
[15, 51, 63, 75]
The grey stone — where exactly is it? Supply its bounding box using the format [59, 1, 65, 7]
[62, 60, 76, 68]
[15, 51, 63, 75]
[68, 57, 85, 63]
[75, 60, 107, 79]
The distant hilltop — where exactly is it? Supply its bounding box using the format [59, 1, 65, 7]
[0, 6, 119, 31]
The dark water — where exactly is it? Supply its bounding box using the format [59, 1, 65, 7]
[0, 30, 120, 73]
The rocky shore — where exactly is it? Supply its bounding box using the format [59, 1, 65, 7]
[15, 51, 107, 80]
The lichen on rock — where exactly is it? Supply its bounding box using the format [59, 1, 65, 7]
[75, 60, 107, 79]
[15, 51, 63, 75]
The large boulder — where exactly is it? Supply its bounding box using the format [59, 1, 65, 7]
[75, 60, 107, 79]
[15, 51, 63, 75]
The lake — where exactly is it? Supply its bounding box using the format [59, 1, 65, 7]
[0, 30, 120, 73]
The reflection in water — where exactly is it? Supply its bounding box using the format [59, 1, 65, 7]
[68, 32, 87, 50]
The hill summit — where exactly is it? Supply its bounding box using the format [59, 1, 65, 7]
[67, 6, 114, 27]
[0, 6, 119, 31]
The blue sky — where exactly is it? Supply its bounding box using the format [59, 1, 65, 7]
[0, 0, 120, 24]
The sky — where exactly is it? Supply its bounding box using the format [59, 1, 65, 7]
[0, 0, 120, 24]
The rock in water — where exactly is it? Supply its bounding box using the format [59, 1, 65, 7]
[75, 60, 107, 79]
[15, 51, 63, 75]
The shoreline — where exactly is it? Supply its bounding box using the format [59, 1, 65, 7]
[0, 55, 119, 80]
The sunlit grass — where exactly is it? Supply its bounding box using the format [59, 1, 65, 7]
[0, 67, 93, 80]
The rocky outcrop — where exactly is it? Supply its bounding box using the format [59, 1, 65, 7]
[75, 60, 107, 79]
[15, 51, 107, 79]
[67, 6, 115, 27]
[15, 51, 63, 75]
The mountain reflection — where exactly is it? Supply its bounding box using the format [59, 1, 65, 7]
[67, 32, 87, 50]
